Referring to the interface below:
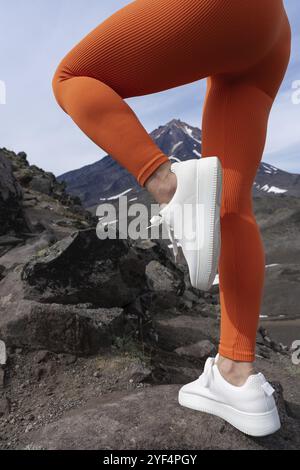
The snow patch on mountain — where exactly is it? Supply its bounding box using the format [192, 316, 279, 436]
[171, 141, 183, 153]
[156, 129, 166, 139]
[261, 163, 278, 174]
[184, 125, 201, 144]
[261, 184, 287, 194]
[100, 188, 133, 201]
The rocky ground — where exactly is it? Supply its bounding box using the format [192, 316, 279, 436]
[0, 148, 300, 450]
[1, 311, 299, 450]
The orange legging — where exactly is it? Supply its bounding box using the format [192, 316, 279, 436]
[52, 0, 291, 362]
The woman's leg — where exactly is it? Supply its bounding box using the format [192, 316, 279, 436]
[52, 0, 290, 380]
[202, 76, 270, 371]
[52, 0, 284, 188]
[201, 14, 291, 380]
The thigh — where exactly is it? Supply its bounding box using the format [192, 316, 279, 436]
[58, 0, 207, 97]
[57, 0, 284, 99]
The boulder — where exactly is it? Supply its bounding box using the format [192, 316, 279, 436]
[0, 260, 127, 355]
[175, 339, 217, 360]
[154, 314, 219, 352]
[1, 148, 95, 238]
[146, 260, 182, 292]
[22, 229, 146, 307]
[124, 358, 152, 384]
[29, 174, 54, 196]
[0, 300, 124, 356]
[0, 151, 28, 237]
[145, 260, 184, 309]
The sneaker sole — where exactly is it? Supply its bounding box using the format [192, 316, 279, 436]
[178, 389, 281, 437]
[194, 156, 222, 291]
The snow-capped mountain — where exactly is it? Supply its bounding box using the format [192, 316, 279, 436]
[151, 118, 202, 160]
[253, 162, 300, 197]
[58, 119, 300, 208]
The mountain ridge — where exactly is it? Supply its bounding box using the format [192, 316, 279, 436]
[58, 119, 300, 209]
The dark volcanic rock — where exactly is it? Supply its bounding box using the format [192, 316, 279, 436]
[175, 339, 217, 360]
[0, 147, 95, 240]
[0, 228, 150, 354]
[0, 301, 124, 355]
[154, 314, 219, 352]
[5, 149, 67, 199]
[146, 260, 182, 292]
[0, 150, 28, 237]
[22, 229, 146, 307]
[0, 226, 186, 355]
[145, 260, 184, 309]
[21, 384, 300, 450]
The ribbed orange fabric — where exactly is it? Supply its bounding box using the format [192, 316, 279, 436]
[52, 0, 291, 361]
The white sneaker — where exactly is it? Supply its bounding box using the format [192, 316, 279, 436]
[148, 157, 222, 291]
[178, 354, 281, 437]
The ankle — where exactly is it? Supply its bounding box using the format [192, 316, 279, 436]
[216, 355, 255, 386]
[145, 162, 177, 204]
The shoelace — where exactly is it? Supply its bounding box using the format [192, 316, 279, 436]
[147, 214, 179, 263]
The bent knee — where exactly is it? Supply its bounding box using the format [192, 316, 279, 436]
[52, 67, 66, 112]
[51, 58, 75, 112]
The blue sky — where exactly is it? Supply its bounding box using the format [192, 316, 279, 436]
[0, 0, 299, 175]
